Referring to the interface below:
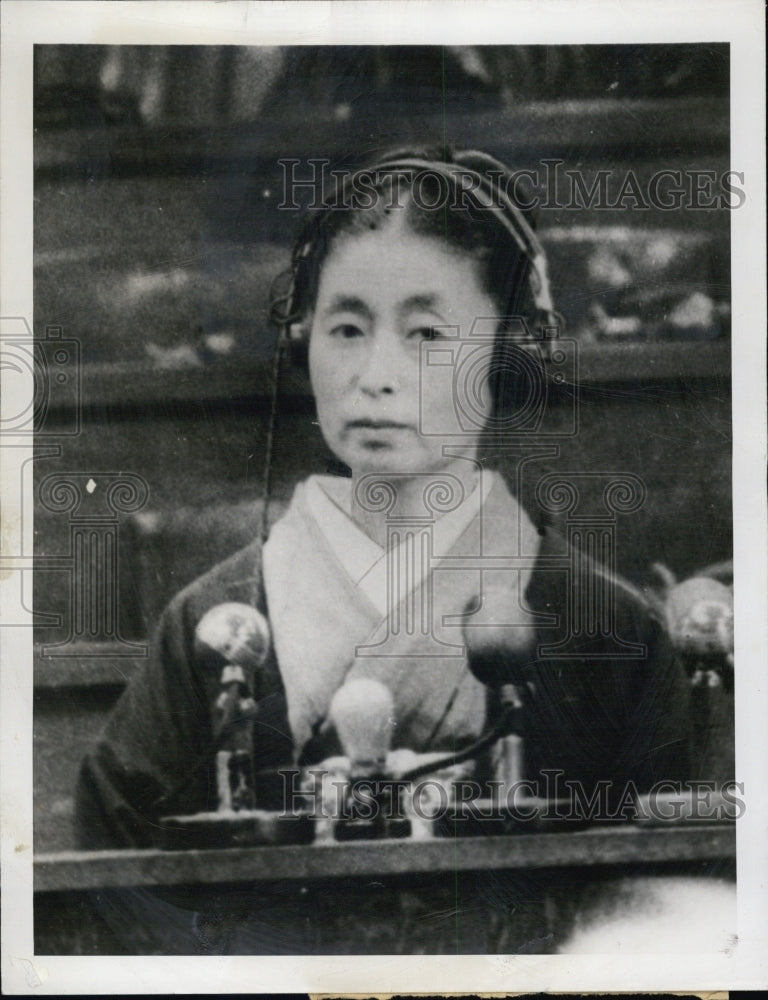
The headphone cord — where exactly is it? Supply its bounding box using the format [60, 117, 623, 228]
[259, 330, 286, 544]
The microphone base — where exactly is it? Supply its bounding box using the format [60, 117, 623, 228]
[435, 797, 589, 837]
[158, 808, 315, 850]
[333, 816, 412, 841]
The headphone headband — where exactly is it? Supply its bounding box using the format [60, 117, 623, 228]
[273, 150, 562, 340]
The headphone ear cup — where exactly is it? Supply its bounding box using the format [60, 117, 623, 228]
[286, 333, 309, 371]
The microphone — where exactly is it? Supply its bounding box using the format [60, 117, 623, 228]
[398, 587, 537, 786]
[462, 587, 535, 718]
[195, 602, 271, 672]
[328, 678, 395, 779]
[327, 679, 409, 840]
[195, 602, 271, 811]
[462, 586, 536, 787]
[159, 603, 315, 848]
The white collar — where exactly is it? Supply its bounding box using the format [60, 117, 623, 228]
[304, 471, 495, 616]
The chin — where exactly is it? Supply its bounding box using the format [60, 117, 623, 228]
[345, 452, 422, 477]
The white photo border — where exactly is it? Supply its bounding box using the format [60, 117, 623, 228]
[1, 0, 766, 993]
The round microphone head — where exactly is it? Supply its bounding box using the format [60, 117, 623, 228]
[462, 587, 536, 688]
[665, 578, 734, 659]
[329, 679, 395, 777]
[195, 602, 271, 669]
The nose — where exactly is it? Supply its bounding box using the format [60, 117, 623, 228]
[356, 330, 404, 397]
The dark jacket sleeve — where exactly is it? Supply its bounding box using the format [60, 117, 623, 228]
[75, 592, 212, 849]
[616, 611, 692, 790]
[74, 542, 292, 850]
[524, 529, 692, 801]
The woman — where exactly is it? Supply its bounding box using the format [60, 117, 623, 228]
[75, 148, 692, 952]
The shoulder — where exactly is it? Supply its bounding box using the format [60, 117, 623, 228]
[153, 489, 301, 641]
[163, 537, 267, 631]
[529, 524, 666, 635]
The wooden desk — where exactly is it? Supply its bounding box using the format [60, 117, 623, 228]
[34, 823, 735, 955]
[36, 823, 735, 892]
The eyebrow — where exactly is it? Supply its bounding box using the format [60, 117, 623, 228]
[399, 293, 441, 314]
[321, 295, 374, 321]
[320, 292, 444, 321]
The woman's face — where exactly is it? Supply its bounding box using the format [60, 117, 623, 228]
[308, 218, 498, 478]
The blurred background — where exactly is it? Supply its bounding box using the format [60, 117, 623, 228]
[35, 43, 730, 369]
[33, 47, 733, 855]
[33, 40, 733, 626]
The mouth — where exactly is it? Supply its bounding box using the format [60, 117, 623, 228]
[346, 418, 412, 431]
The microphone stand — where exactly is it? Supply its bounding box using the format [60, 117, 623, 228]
[399, 640, 530, 784]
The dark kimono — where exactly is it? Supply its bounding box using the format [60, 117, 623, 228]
[74, 472, 691, 953]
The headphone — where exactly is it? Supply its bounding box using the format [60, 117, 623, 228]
[262, 149, 564, 540]
[270, 149, 563, 342]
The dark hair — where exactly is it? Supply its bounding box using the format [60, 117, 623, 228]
[270, 147, 556, 419]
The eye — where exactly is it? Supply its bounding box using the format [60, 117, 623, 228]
[329, 323, 364, 339]
[409, 326, 441, 342]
